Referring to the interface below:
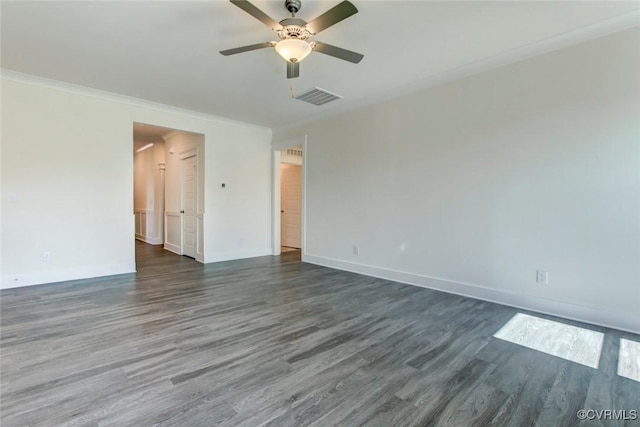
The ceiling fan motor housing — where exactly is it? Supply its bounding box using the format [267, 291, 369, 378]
[285, 0, 302, 14]
[277, 19, 312, 40]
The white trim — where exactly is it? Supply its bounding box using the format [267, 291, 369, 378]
[302, 254, 640, 334]
[164, 242, 181, 255]
[301, 136, 307, 257]
[272, 138, 304, 150]
[196, 212, 204, 263]
[134, 209, 160, 243]
[1, 263, 136, 289]
[0, 70, 270, 132]
[274, 12, 640, 133]
[179, 148, 197, 160]
[3, 12, 637, 135]
[135, 236, 163, 245]
[206, 247, 273, 263]
[164, 211, 182, 255]
[272, 150, 282, 256]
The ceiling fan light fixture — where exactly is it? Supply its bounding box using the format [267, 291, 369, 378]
[275, 38, 312, 63]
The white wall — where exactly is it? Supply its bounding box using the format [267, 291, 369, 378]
[1, 75, 272, 288]
[206, 129, 274, 262]
[274, 28, 640, 333]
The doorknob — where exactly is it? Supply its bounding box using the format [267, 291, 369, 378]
[180, 210, 185, 214]
[281, 210, 284, 213]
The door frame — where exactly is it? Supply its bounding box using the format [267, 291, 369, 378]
[272, 135, 307, 257]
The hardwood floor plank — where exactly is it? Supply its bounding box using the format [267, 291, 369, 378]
[1, 241, 638, 426]
[439, 383, 509, 427]
[402, 358, 497, 426]
[537, 362, 593, 426]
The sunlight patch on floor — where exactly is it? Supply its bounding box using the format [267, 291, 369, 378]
[618, 339, 640, 382]
[494, 313, 604, 368]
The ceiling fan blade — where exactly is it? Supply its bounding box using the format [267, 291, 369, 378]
[220, 42, 275, 56]
[287, 62, 300, 79]
[306, 1, 358, 34]
[313, 42, 363, 64]
[229, 0, 282, 30]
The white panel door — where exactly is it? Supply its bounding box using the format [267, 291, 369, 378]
[281, 164, 301, 248]
[181, 155, 197, 258]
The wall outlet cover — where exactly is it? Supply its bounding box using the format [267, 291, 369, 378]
[536, 270, 548, 284]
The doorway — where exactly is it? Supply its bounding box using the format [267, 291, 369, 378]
[272, 137, 306, 257]
[133, 123, 205, 266]
[133, 123, 167, 247]
[281, 163, 302, 250]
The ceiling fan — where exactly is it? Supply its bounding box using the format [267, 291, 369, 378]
[220, 0, 364, 79]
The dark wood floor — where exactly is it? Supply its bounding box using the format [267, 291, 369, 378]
[1, 242, 638, 426]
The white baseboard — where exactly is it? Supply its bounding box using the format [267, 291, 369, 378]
[164, 242, 181, 255]
[205, 247, 273, 263]
[1, 263, 136, 289]
[135, 235, 163, 245]
[302, 253, 640, 334]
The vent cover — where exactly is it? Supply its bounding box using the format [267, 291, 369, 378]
[286, 148, 303, 157]
[295, 87, 343, 106]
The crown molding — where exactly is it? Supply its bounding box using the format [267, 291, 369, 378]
[2, 8, 637, 135]
[0, 70, 271, 133]
[274, 11, 640, 133]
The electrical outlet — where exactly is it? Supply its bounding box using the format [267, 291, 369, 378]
[353, 245, 359, 255]
[42, 251, 51, 262]
[536, 270, 548, 284]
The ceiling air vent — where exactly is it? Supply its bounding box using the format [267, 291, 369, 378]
[286, 148, 303, 157]
[295, 87, 343, 106]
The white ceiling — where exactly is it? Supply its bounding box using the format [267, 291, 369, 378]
[132, 122, 183, 145]
[2, 1, 639, 130]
